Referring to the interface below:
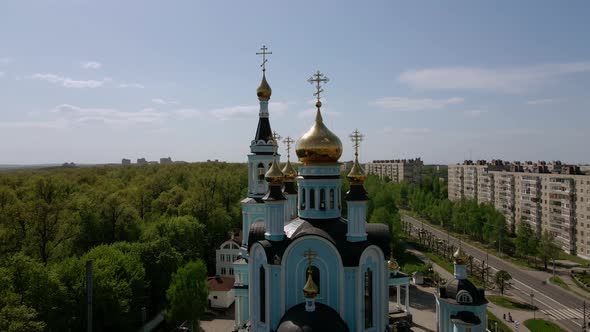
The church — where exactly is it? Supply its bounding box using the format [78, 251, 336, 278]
[232, 46, 487, 332]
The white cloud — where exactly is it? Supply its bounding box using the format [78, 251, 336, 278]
[0, 119, 68, 129]
[400, 128, 432, 135]
[119, 82, 145, 89]
[526, 98, 556, 105]
[297, 108, 341, 119]
[51, 104, 168, 125]
[174, 108, 201, 119]
[463, 109, 488, 117]
[209, 102, 289, 120]
[0, 57, 13, 65]
[399, 61, 590, 93]
[370, 97, 464, 111]
[30, 73, 104, 88]
[81, 61, 102, 69]
[152, 98, 179, 105]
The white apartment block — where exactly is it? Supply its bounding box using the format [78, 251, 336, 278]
[448, 160, 590, 259]
[365, 158, 423, 184]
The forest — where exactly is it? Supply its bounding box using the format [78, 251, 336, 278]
[0, 163, 246, 331]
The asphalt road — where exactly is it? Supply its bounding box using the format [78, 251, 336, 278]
[403, 214, 588, 331]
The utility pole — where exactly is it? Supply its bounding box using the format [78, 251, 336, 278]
[584, 301, 586, 332]
[86, 260, 93, 332]
[530, 292, 535, 319]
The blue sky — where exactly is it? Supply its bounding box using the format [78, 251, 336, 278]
[1, 1, 589, 164]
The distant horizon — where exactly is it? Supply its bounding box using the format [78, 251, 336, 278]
[2, 1, 589, 164]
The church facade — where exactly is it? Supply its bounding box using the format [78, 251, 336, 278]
[233, 47, 390, 332]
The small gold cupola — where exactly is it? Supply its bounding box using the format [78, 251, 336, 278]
[295, 71, 343, 164]
[347, 129, 367, 184]
[256, 45, 273, 102]
[453, 246, 468, 265]
[303, 268, 319, 299]
[281, 136, 297, 181]
[265, 132, 284, 184]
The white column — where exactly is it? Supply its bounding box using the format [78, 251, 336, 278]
[305, 189, 310, 209]
[396, 285, 401, 309]
[405, 283, 410, 314]
[315, 186, 320, 210]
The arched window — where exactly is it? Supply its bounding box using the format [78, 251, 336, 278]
[260, 266, 266, 323]
[304, 266, 321, 294]
[310, 189, 315, 209]
[319, 189, 326, 210]
[301, 188, 306, 210]
[258, 163, 265, 180]
[329, 189, 335, 209]
[364, 268, 373, 328]
[456, 290, 473, 304]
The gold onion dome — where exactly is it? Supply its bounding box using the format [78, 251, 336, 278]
[256, 73, 272, 101]
[453, 247, 468, 265]
[296, 107, 343, 164]
[265, 158, 284, 184]
[388, 258, 400, 271]
[281, 160, 297, 181]
[303, 269, 319, 299]
[347, 158, 367, 184]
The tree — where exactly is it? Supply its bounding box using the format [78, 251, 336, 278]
[495, 270, 512, 295]
[538, 230, 560, 270]
[166, 260, 209, 331]
[515, 222, 538, 262]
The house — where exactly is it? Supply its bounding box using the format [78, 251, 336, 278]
[207, 276, 235, 309]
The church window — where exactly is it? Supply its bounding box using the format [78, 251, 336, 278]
[456, 290, 473, 304]
[310, 189, 316, 209]
[329, 189, 335, 209]
[229, 268, 234, 275]
[301, 188, 306, 210]
[320, 189, 326, 209]
[259, 266, 266, 323]
[258, 163, 265, 180]
[364, 269, 373, 328]
[221, 267, 226, 275]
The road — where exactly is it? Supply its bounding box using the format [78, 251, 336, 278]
[403, 214, 588, 331]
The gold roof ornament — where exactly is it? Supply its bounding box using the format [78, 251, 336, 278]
[256, 45, 272, 101]
[281, 136, 297, 180]
[388, 258, 400, 271]
[347, 129, 367, 184]
[265, 132, 284, 184]
[453, 246, 468, 265]
[295, 71, 343, 164]
[303, 268, 319, 299]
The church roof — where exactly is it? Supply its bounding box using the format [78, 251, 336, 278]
[438, 278, 487, 306]
[248, 217, 390, 266]
[450, 311, 482, 326]
[254, 117, 273, 144]
[207, 276, 235, 292]
[276, 303, 349, 332]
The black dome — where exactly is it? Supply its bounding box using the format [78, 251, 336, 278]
[277, 303, 349, 332]
[439, 278, 487, 305]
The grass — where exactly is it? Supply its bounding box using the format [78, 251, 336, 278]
[487, 295, 537, 311]
[524, 319, 566, 332]
[397, 250, 426, 275]
[549, 276, 570, 291]
[487, 310, 512, 332]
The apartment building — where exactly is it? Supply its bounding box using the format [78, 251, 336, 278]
[365, 158, 423, 184]
[448, 160, 590, 259]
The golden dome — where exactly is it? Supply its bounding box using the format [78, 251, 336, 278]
[453, 247, 468, 265]
[281, 160, 297, 181]
[265, 158, 284, 184]
[256, 73, 272, 101]
[295, 107, 343, 164]
[388, 258, 400, 271]
[347, 157, 366, 184]
[302, 269, 319, 299]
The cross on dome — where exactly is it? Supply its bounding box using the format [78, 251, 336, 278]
[302, 248, 317, 267]
[283, 136, 294, 160]
[349, 129, 364, 158]
[256, 45, 272, 72]
[307, 70, 329, 106]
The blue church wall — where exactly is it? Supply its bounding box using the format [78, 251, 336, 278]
[343, 267, 358, 329]
[269, 265, 282, 328]
[240, 203, 265, 248]
[358, 246, 386, 332]
[436, 298, 487, 332]
[297, 178, 342, 219]
[249, 244, 270, 332]
[281, 236, 345, 317]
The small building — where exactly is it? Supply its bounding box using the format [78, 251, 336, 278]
[160, 157, 172, 164]
[207, 276, 235, 309]
[121, 158, 131, 165]
[137, 158, 147, 166]
[216, 234, 242, 277]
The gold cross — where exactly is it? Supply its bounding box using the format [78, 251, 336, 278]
[283, 136, 294, 160]
[307, 70, 329, 103]
[272, 131, 281, 156]
[302, 248, 317, 267]
[256, 45, 272, 72]
[349, 129, 364, 157]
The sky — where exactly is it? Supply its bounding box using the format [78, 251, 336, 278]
[1, 0, 590, 165]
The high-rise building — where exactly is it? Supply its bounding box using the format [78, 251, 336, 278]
[448, 160, 590, 258]
[364, 158, 423, 184]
